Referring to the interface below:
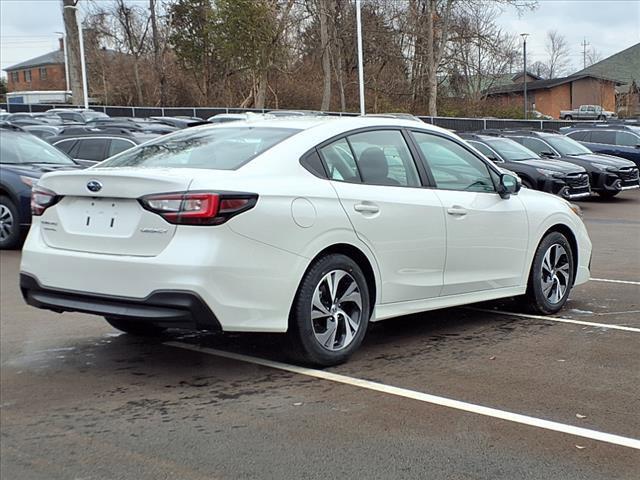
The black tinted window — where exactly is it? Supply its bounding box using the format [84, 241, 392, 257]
[108, 138, 136, 157]
[54, 139, 77, 154]
[590, 130, 615, 144]
[76, 139, 108, 161]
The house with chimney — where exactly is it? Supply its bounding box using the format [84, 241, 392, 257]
[4, 39, 68, 93]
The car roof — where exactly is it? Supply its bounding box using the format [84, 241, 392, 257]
[189, 115, 450, 135]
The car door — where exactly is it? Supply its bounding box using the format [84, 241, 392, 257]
[410, 131, 529, 296]
[319, 129, 446, 303]
[588, 130, 618, 156]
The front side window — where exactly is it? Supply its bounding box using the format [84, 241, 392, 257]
[412, 132, 495, 192]
[589, 130, 616, 145]
[515, 137, 555, 156]
[54, 139, 78, 155]
[616, 131, 640, 147]
[484, 138, 538, 161]
[467, 141, 501, 162]
[319, 138, 360, 182]
[101, 127, 298, 170]
[347, 130, 420, 187]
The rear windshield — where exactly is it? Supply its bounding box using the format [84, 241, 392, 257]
[0, 130, 75, 165]
[100, 126, 299, 170]
[485, 138, 538, 161]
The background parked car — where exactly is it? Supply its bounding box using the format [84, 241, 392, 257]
[0, 124, 83, 249]
[149, 116, 206, 129]
[20, 124, 63, 139]
[85, 117, 178, 135]
[497, 130, 639, 198]
[561, 124, 640, 168]
[47, 130, 158, 164]
[461, 133, 590, 199]
[45, 108, 110, 124]
[560, 105, 617, 120]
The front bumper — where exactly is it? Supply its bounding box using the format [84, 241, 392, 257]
[538, 176, 591, 199]
[591, 168, 640, 192]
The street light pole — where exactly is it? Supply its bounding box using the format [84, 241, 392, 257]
[355, 0, 365, 115]
[521, 33, 529, 120]
[64, 4, 89, 109]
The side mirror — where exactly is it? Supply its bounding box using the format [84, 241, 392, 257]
[488, 155, 503, 163]
[635, 144, 640, 149]
[498, 173, 520, 199]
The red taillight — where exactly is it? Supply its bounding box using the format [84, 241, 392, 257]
[31, 186, 60, 216]
[139, 191, 257, 225]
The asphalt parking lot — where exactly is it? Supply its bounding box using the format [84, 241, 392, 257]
[1, 191, 639, 480]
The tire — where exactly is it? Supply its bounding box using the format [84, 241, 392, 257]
[104, 317, 167, 336]
[598, 115, 606, 121]
[288, 254, 371, 367]
[597, 190, 619, 198]
[521, 232, 574, 315]
[563, 115, 572, 120]
[0, 196, 22, 250]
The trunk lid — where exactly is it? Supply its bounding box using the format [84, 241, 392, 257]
[36, 168, 195, 256]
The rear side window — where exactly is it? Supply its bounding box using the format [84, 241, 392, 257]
[347, 130, 420, 187]
[319, 138, 360, 182]
[590, 130, 615, 144]
[76, 138, 109, 161]
[54, 139, 77, 154]
[108, 138, 136, 157]
[101, 127, 298, 170]
[412, 132, 495, 193]
[616, 131, 640, 147]
[567, 131, 590, 141]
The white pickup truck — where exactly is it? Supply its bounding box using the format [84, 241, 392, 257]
[560, 105, 617, 120]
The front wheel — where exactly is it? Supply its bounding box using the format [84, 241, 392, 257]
[563, 115, 572, 120]
[105, 317, 167, 336]
[598, 115, 606, 121]
[521, 232, 574, 315]
[288, 254, 371, 367]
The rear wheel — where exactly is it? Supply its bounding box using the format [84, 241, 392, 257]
[597, 190, 619, 198]
[0, 196, 22, 250]
[104, 317, 167, 336]
[521, 232, 574, 315]
[563, 115, 572, 120]
[598, 115, 606, 121]
[288, 254, 370, 367]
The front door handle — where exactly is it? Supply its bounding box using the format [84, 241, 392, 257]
[447, 206, 468, 216]
[354, 203, 380, 214]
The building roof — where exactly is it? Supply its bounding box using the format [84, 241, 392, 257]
[4, 49, 64, 72]
[486, 73, 622, 95]
[572, 43, 640, 85]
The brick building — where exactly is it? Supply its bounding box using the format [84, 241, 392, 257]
[485, 74, 620, 119]
[4, 39, 67, 92]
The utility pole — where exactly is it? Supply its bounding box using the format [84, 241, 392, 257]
[62, 0, 83, 105]
[521, 33, 529, 119]
[581, 38, 590, 69]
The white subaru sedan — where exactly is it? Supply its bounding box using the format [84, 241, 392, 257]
[20, 117, 591, 366]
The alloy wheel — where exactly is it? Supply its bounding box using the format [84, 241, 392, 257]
[310, 269, 363, 351]
[540, 244, 570, 304]
[0, 204, 14, 242]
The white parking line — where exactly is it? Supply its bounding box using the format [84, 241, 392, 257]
[468, 308, 640, 333]
[165, 341, 640, 450]
[591, 278, 640, 286]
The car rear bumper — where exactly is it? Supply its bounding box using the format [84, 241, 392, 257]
[20, 273, 221, 329]
[20, 221, 309, 332]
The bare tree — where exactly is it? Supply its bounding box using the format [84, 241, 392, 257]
[316, 0, 333, 111]
[544, 30, 570, 78]
[585, 46, 602, 67]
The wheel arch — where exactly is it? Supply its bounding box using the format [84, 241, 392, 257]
[541, 223, 579, 283]
[294, 243, 378, 319]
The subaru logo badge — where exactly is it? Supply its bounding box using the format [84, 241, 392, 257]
[87, 180, 102, 193]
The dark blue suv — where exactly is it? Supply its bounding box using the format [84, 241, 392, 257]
[0, 124, 83, 249]
[561, 125, 640, 168]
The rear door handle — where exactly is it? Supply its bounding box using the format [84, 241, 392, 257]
[447, 206, 468, 216]
[354, 203, 380, 214]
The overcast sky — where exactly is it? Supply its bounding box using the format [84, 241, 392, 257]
[1, 0, 639, 79]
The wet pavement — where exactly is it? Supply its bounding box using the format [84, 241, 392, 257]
[1, 190, 639, 479]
